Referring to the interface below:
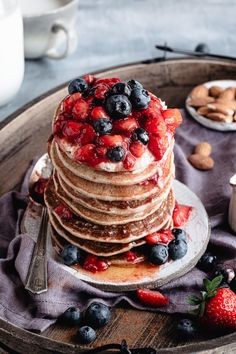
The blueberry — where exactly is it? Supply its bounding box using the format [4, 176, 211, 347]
[110, 82, 131, 97]
[105, 94, 132, 119]
[172, 228, 187, 242]
[168, 239, 188, 260]
[92, 119, 113, 135]
[61, 244, 81, 266]
[212, 265, 229, 283]
[176, 319, 197, 339]
[60, 307, 81, 326]
[84, 302, 111, 328]
[68, 78, 88, 95]
[149, 244, 168, 265]
[107, 146, 125, 162]
[195, 43, 210, 53]
[132, 128, 149, 145]
[78, 326, 96, 344]
[130, 88, 150, 110]
[127, 79, 143, 90]
[230, 276, 236, 293]
[197, 252, 218, 273]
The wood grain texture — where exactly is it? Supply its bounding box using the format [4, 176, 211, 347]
[0, 59, 236, 353]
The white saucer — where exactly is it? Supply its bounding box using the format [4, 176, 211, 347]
[186, 80, 236, 131]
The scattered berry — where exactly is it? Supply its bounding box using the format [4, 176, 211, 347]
[172, 228, 187, 242]
[130, 88, 150, 110]
[107, 146, 126, 162]
[54, 204, 73, 221]
[137, 289, 169, 307]
[145, 230, 174, 245]
[176, 319, 197, 339]
[125, 251, 138, 262]
[197, 252, 218, 273]
[92, 119, 113, 135]
[168, 239, 188, 260]
[83, 255, 109, 273]
[110, 82, 131, 96]
[149, 244, 169, 265]
[61, 245, 81, 266]
[132, 127, 149, 145]
[127, 79, 143, 90]
[78, 326, 96, 344]
[85, 302, 111, 328]
[60, 307, 81, 326]
[68, 78, 88, 95]
[172, 203, 192, 227]
[105, 94, 132, 119]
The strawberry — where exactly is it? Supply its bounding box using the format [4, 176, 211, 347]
[162, 108, 183, 132]
[90, 106, 110, 120]
[113, 117, 138, 136]
[145, 115, 167, 137]
[83, 74, 96, 85]
[54, 204, 73, 221]
[95, 77, 120, 87]
[74, 144, 96, 164]
[98, 134, 123, 147]
[63, 121, 83, 140]
[76, 123, 97, 145]
[72, 98, 90, 120]
[145, 230, 174, 245]
[63, 93, 82, 114]
[137, 289, 169, 307]
[129, 141, 146, 158]
[123, 153, 136, 170]
[53, 116, 66, 136]
[148, 134, 168, 160]
[93, 83, 110, 101]
[188, 276, 236, 331]
[173, 203, 192, 227]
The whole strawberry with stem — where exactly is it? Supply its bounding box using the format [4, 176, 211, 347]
[188, 275, 236, 331]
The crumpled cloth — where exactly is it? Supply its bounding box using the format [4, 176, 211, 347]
[0, 111, 235, 332]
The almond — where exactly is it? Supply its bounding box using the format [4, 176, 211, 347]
[197, 106, 209, 116]
[190, 85, 208, 98]
[215, 99, 236, 111]
[207, 103, 234, 116]
[206, 112, 233, 123]
[188, 154, 214, 170]
[209, 86, 223, 98]
[189, 96, 215, 108]
[195, 142, 212, 157]
[219, 87, 235, 101]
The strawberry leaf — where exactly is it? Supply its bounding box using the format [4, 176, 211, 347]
[199, 301, 206, 317]
[187, 295, 202, 305]
[203, 278, 212, 292]
[209, 275, 223, 291]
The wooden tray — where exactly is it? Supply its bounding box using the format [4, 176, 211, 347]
[0, 58, 236, 354]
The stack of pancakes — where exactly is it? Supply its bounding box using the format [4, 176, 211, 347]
[45, 137, 175, 264]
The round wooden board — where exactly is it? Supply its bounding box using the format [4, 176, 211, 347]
[0, 58, 236, 353]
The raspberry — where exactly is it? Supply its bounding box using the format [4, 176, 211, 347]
[125, 251, 137, 262]
[96, 260, 109, 271]
[72, 99, 89, 121]
[83, 255, 109, 273]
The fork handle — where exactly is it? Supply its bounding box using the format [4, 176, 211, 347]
[25, 207, 48, 294]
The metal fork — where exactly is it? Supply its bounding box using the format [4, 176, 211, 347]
[25, 206, 49, 294]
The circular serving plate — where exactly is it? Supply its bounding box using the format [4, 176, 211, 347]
[186, 79, 236, 131]
[23, 154, 210, 292]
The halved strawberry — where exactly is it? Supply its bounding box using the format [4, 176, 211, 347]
[72, 98, 90, 120]
[145, 115, 167, 137]
[83, 74, 96, 85]
[129, 141, 146, 158]
[54, 204, 73, 221]
[63, 121, 83, 140]
[76, 123, 97, 145]
[145, 230, 174, 245]
[95, 77, 120, 87]
[113, 117, 138, 136]
[74, 144, 96, 163]
[93, 83, 110, 101]
[63, 95, 74, 114]
[162, 108, 183, 132]
[53, 117, 66, 136]
[90, 106, 110, 120]
[148, 135, 168, 160]
[137, 289, 169, 307]
[98, 134, 123, 147]
[96, 146, 107, 158]
[123, 153, 136, 170]
[173, 203, 192, 227]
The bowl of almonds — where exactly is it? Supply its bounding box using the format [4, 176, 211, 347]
[186, 80, 236, 131]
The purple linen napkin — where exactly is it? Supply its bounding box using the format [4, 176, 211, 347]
[0, 111, 236, 332]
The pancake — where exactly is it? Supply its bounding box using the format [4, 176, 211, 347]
[52, 138, 174, 185]
[53, 171, 172, 225]
[50, 139, 175, 201]
[44, 178, 175, 244]
[54, 169, 174, 216]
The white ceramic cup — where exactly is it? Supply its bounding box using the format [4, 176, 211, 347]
[19, 0, 79, 59]
[0, 0, 24, 107]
